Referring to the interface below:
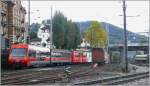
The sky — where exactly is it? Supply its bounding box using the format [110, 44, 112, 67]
[22, 1, 149, 33]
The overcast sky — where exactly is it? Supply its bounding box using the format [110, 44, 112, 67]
[22, 1, 149, 33]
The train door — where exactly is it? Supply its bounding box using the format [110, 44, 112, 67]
[84, 51, 92, 62]
[81, 52, 87, 62]
[35, 51, 49, 66]
[28, 50, 37, 66]
[72, 51, 79, 63]
[79, 52, 83, 63]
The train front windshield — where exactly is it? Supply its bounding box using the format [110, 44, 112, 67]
[11, 48, 26, 57]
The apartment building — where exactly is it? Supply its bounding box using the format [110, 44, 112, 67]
[0, 0, 26, 49]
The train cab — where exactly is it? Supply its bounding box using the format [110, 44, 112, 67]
[72, 51, 87, 63]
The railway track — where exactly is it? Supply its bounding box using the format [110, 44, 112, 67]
[1, 68, 65, 85]
[2, 66, 63, 77]
[75, 71, 149, 85]
[1, 64, 95, 85]
[1, 67, 64, 80]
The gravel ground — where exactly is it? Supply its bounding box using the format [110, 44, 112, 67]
[1, 63, 149, 85]
[64, 64, 149, 85]
[50, 77, 149, 86]
[120, 78, 149, 86]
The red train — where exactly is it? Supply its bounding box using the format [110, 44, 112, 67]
[8, 43, 105, 68]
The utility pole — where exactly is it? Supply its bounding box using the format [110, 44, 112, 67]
[106, 24, 109, 53]
[49, 6, 53, 65]
[101, 17, 110, 63]
[105, 23, 110, 63]
[122, 0, 128, 72]
[28, 0, 30, 44]
[0, 2, 2, 36]
[50, 6, 53, 46]
[149, 20, 150, 62]
[105, 23, 109, 51]
[149, 28, 150, 62]
[0, 1, 2, 59]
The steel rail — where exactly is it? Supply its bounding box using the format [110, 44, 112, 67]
[75, 71, 149, 85]
[1, 64, 94, 85]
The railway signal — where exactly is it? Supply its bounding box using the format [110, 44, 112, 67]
[65, 66, 71, 82]
[93, 63, 98, 68]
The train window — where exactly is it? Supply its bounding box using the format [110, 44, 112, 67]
[11, 48, 26, 57]
[62, 52, 70, 58]
[51, 52, 70, 58]
[29, 50, 36, 57]
[74, 52, 80, 57]
[52, 52, 62, 57]
[37, 52, 49, 58]
[83, 52, 87, 56]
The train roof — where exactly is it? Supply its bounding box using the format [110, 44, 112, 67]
[29, 45, 50, 52]
[29, 45, 70, 53]
[11, 43, 70, 53]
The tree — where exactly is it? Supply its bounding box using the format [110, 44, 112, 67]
[63, 20, 81, 49]
[52, 11, 81, 49]
[64, 20, 74, 49]
[42, 19, 50, 26]
[84, 21, 107, 48]
[73, 22, 81, 49]
[30, 11, 81, 49]
[52, 11, 67, 49]
[29, 23, 41, 40]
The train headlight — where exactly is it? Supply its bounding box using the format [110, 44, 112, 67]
[8, 57, 14, 64]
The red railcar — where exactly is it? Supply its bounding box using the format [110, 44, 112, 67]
[71, 51, 87, 63]
[8, 43, 72, 67]
[72, 48, 105, 64]
[8, 43, 105, 68]
[92, 48, 105, 63]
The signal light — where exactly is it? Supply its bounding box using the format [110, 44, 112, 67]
[27, 36, 30, 44]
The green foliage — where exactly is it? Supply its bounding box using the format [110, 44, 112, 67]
[42, 20, 51, 26]
[84, 21, 107, 48]
[29, 23, 41, 40]
[64, 21, 81, 49]
[29, 11, 81, 49]
[73, 23, 81, 48]
[52, 11, 67, 49]
[52, 11, 81, 49]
